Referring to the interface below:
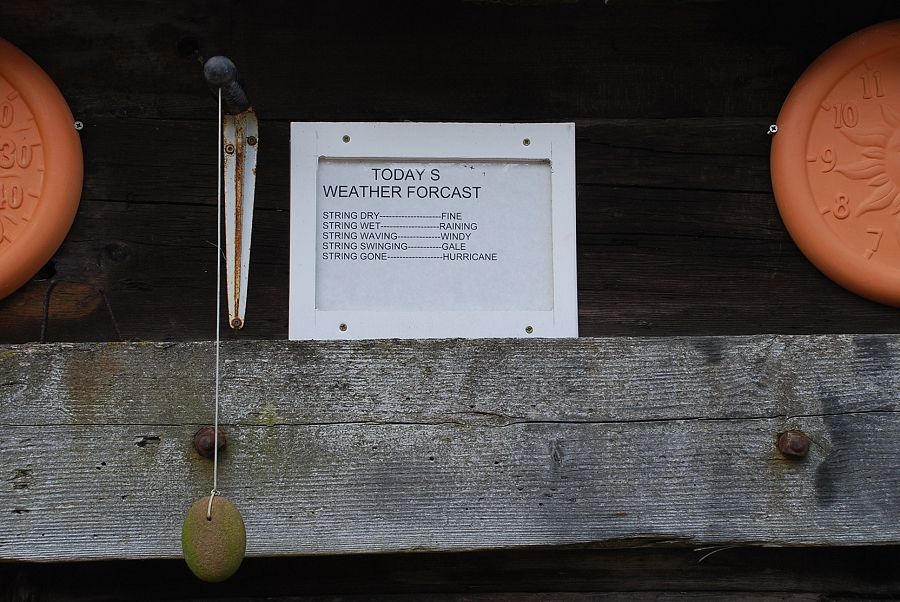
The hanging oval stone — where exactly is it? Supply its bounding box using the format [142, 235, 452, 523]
[182, 495, 246, 582]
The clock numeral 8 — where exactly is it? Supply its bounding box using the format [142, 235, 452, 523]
[834, 193, 850, 219]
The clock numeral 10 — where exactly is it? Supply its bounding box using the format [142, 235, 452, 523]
[829, 102, 859, 128]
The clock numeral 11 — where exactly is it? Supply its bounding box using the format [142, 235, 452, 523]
[860, 71, 885, 99]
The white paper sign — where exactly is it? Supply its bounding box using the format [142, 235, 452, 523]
[290, 123, 577, 340]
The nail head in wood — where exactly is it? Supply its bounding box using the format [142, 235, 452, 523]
[193, 426, 226, 459]
[777, 430, 810, 460]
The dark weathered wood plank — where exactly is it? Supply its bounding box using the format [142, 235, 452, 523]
[3, 1, 898, 121]
[3, 3, 900, 342]
[1, 338, 898, 561]
[5, 546, 900, 600]
[0, 112, 897, 342]
[3, 182, 899, 343]
[0, 592, 873, 602]
[72, 118, 775, 210]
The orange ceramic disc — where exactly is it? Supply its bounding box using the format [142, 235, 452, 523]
[0, 37, 82, 300]
[771, 20, 900, 306]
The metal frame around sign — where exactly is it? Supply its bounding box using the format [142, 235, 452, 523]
[289, 122, 577, 340]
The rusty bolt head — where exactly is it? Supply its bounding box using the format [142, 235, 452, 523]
[777, 430, 811, 459]
[230, 317, 243, 329]
[247, 136, 258, 146]
[224, 143, 236, 154]
[193, 427, 226, 459]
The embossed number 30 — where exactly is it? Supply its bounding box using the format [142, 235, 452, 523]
[0, 139, 32, 169]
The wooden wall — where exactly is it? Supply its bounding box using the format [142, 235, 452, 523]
[3, 0, 900, 342]
[2, 0, 900, 600]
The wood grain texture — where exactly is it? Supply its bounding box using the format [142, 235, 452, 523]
[3, 2, 900, 342]
[5, 546, 900, 600]
[2, 118, 900, 342]
[0, 1, 893, 121]
[1, 1, 899, 597]
[1, 337, 898, 561]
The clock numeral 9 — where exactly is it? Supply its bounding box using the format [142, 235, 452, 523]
[819, 147, 837, 173]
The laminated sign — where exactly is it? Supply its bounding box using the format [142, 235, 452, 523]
[290, 122, 577, 339]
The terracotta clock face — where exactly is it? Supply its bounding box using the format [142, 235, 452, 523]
[772, 20, 900, 306]
[0, 37, 82, 300]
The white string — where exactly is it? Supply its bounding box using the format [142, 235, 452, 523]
[207, 87, 223, 521]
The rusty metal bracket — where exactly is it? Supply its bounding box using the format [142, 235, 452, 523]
[204, 56, 257, 329]
[222, 109, 257, 329]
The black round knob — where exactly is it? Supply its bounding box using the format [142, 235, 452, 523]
[203, 56, 238, 87]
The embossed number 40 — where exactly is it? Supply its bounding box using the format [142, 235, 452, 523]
[0, 183, 23, 209]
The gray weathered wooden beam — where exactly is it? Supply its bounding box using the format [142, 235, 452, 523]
[1, 336, 898, 561]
